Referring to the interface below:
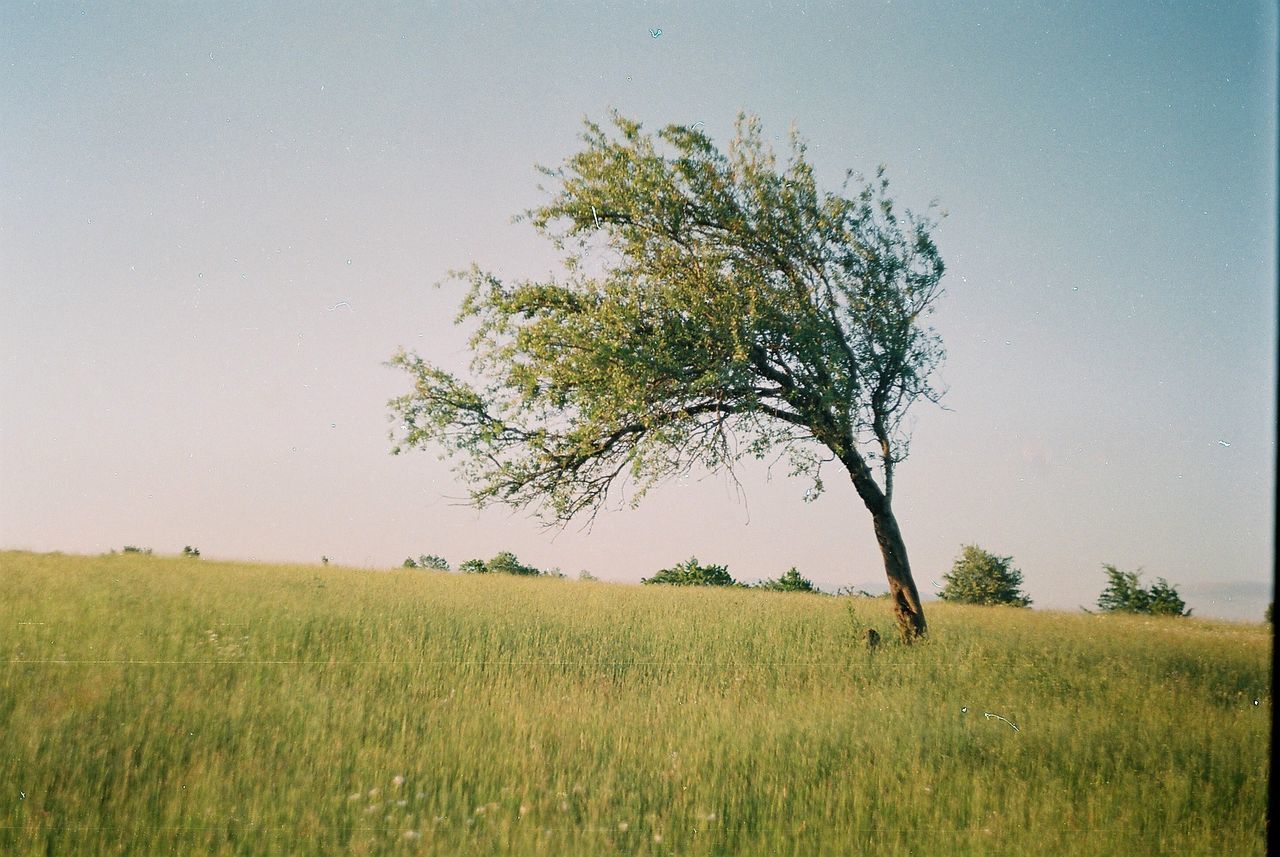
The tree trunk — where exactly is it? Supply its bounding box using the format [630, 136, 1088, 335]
[871, 507, 928, 641]
[840, 448, 928, 641]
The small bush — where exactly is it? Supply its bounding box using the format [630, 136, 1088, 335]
[643, 557, 737, 587]
[403, 554, 450, 570]
[756, 567, 818, 593]
[459, 552, 542, 576]
[1096, 565, 1190, 616]
[578, 569, 598, 582]
[937, 545, 1032, 607]
[122, 545, 153, 556]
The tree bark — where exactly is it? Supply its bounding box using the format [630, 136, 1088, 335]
[871, 506, 928, 641]
[841, 448, 928, 641]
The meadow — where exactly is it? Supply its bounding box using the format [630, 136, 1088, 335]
[0, 550, 1269, 855]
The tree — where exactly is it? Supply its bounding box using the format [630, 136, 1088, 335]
[643, 557, 737, 587]
[1096, 565, 1190, 617]
[936, 545, 1031, 607]
[1145, 577, 1190, 617]
[756, 567, 819, 593]
[389, 114, 946, 640]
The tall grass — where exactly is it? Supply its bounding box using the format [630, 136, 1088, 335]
[0, 550, 1269, 855]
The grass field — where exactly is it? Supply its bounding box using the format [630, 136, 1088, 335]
[0, 550, 1270, 855]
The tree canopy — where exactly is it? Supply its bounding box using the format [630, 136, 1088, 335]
[389, 113, 946, 639]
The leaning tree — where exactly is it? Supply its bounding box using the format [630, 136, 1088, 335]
[389, 113, 947, 640]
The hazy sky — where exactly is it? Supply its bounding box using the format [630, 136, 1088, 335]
[2, 1, 1274, 619]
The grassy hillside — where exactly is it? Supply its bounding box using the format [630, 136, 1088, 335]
[0, 550, 1269, 855]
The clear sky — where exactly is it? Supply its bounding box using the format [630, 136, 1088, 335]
[2, 1, 1274, 619]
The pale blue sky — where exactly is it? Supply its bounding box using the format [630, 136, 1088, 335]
[2, 1, 1274, 619]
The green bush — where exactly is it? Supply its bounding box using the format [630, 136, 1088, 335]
[459, 552, 542, 576]
[122, 545, 153, 556]
[181, 546, 201, 558]
[642, 557, 737, 587]
[1096, 565, 1190, 616]
[756, 567, 818, 593]
[937, 545, 1032, 607]
[404, 554, 451, 571]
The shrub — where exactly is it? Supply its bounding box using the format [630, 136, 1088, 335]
[1096, 565, 1190, 616]
[937, 545, 1032, 607]
[642, 557, 737, 587]
[181, 546, 201, 558]
[122, 545, 153, 556]
[756, 567, 818, 593]
[403, 554, 450, 570]
[459, 552, 542, 576]
[486, 551, 542, 576]
[578, 569, 598, 582]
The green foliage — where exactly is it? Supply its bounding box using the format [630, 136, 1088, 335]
[121, 545, 152, 555]
[642, 556, 737, 587]
[404, 554, 451, 571]
[756, 567, 818, 593]
[937, 545, 1032, 607]
[1146, 577, 1191, 617]
[181, 546, 201, 558]
[320, 556, 330, 566]
[459, 551, 543, 576]
[486, 551, 541, 576]
[388, 112, 945, 524]
[1097, 565, 1190, 616]
[578, 569, 598, 582]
